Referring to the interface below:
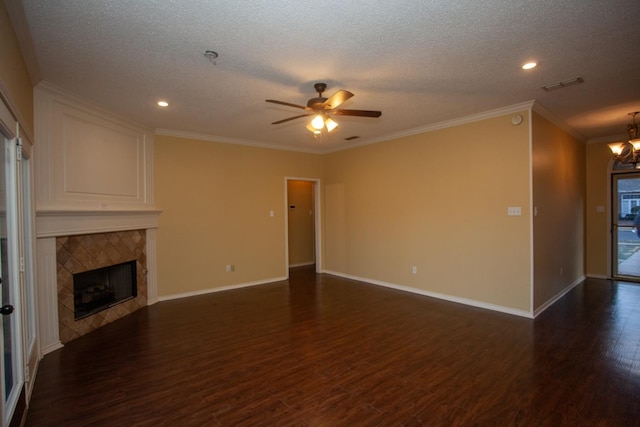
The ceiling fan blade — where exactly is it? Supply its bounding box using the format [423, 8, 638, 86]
[271, 114, 312, 125]
[266, 99, 309, 110]
[331, 109, 382, 118]
[321, 90, 354, 109]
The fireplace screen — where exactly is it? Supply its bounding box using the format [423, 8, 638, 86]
[73, 260, 137, 320]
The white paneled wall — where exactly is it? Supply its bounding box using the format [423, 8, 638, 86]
[33, 82, 161, 355]
[35, 237, 61, 354]
[34, 83, 154, 210]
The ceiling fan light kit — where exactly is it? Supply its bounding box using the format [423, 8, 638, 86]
[306, 123, 321, 134]
[266, 82, 381, 136]
[325, 117, 338, 132]
[311, 114, 325, 130]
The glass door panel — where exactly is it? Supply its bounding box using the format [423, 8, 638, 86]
[0, 138, 21, 426]
[612, 173, 640, 280]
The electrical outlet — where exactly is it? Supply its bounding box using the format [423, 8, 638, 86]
[507, 207, 522, 216]
[226, 264, 235, 273]
[412, 266, 417, 274]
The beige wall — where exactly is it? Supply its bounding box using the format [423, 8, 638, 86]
[153, 110, 589, 314]
[154, 134, 323, 297]
[585, 141, 615, 277]
[531, 112, 586, 311]
[0, 1, 33, 133]
[287, 180, 315, 266]
[323, 113, 532, 312]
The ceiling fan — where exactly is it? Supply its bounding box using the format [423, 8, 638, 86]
[266, 83, 382, 133]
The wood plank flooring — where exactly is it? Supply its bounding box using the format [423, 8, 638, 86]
[25, 267, 640, 426]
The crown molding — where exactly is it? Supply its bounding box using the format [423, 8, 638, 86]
[531, 102, 586, 142]
[325, 101, 538, 153]
[154, 128, 325, 154]
[4, 0, 42, 84]
[36, 81, 151, 133]
[134, 100, 584, 155]
[158, 102, 541, 155]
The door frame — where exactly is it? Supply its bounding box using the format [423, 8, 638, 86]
[610, 170, 640, 281]
[16, 128, 38, 403]
[284, 177, 322, 276]
[0, 130, 24, 427]
[0, 89, 33, 427]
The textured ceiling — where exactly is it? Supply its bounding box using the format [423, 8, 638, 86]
[13, 0, 640, 152]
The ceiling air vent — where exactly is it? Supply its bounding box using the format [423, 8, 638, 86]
[345, 136, 360, 141]
[542, 77, 584, 91]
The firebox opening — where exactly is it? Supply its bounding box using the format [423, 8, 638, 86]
[73, 260, 137, 320]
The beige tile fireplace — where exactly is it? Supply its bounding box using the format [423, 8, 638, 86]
[36, 210, 160, 355]
[56, 230, 148, 343]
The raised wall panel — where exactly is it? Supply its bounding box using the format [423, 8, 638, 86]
[146, 228, 159, 305]
[61, 113, 140, 197]
[35, 83, 153, 210]
[36, 237, 62, 355]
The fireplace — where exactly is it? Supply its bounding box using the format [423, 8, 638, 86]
[35, 210, 159, 355]
[56, 230, 148, 343]
[73, 260, 137, 320]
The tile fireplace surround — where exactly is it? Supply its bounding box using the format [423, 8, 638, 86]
[57, 230, 147, 343]
[36, 209, 160, 355]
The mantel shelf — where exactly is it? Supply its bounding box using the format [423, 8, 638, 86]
[36, 209, 162, 238]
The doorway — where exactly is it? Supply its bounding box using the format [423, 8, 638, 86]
[612, 173, 640, 280]
[285, 178, 321, 274]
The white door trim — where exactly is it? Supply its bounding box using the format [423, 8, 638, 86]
[284, 177, 322, 276]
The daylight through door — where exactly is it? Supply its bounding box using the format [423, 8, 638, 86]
[612, 173, 640, 280]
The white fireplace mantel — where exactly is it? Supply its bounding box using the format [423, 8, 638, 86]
[36, 209, 161, 238]
[35, 209, 161, 356]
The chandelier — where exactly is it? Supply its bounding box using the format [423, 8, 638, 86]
[608, 112, 640, 166]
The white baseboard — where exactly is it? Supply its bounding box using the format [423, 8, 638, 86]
[323, 270, 534, 318]
[533, 275, 585, 318]
[289, 262, 315, 268]
[158, 276, 288, 302]
[156, 271, 586, 318]
[40, 341, 64, 357]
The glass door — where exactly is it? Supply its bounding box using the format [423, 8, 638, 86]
[0, 137, 21, 426]
[612, 173, 640, 280]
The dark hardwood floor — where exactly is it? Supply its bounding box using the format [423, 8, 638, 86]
[25, 267, 640, 426]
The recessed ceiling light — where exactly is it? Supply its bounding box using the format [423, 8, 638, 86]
[522, 62, 537, 70]
[157, 101, 169, 107]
